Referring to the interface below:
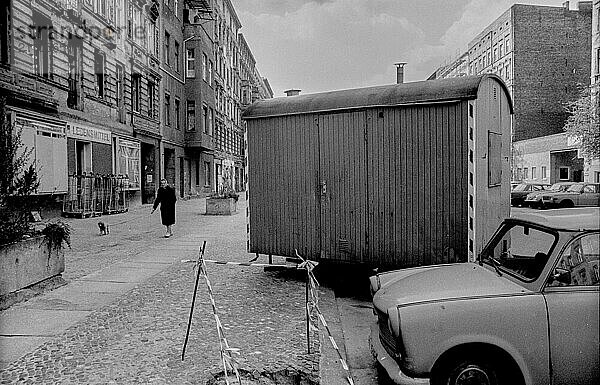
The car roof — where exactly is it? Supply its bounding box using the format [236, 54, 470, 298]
[510, 208, 600, 231]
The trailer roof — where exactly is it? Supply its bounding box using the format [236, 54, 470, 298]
[242, 74, 513, 119]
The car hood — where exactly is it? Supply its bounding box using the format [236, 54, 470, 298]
[373, 263, 528, 311]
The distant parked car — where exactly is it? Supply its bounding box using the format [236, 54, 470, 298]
[524, 182, 574, 209]
[540, 183, 600, 208]
[511, 183, 550, 206]
[370, 208, 599, 385]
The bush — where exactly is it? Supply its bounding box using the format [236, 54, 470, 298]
[0, 97, 40, 245]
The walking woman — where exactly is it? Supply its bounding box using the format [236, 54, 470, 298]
[151, 179, 177, 238]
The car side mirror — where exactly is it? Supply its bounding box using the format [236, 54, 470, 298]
[550, 268, 571, 285]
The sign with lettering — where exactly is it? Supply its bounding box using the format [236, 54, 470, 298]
[66, 123, 111, 144]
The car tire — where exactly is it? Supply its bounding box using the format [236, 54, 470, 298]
[433, 355, 503, 385]
[560, 200, 574, 208]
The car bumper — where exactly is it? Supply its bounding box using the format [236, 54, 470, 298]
[370, 322, 430, 385]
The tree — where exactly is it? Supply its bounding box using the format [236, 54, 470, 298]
[0, 97, 40, 244]
[563, 86, 600, 160]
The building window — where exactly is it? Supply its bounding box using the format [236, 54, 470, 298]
[559, 167, 569, 180]
[94, 49, 105, 98]
[165, 93, 171, 126]
[132, 74, 141, 112]
[33, 12, 52, 78]
[164, 31, 170, 65]
[523, 167, 529, 180]
[209, 60, 213, 85]
[202, 104, 208, 133]
[186, 48, 195, 77]
[174, 41, 180, 72]
[595, 48, 600, 74]
[202, 53, 207, 81]
[187, 100, 196, 131]
[174, 97, 180, 129]
[541, 166, 547, 179]
[208, 107, 213, 135]
[195, 159, 200, 185]
[0, 3, 10, 66]
[148, 80, 155, 118]
[531, 166, 537, 179]
[204, 161, 210, 187]
[595, 171, 600, 183]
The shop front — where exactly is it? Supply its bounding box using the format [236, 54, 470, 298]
[65, 122, 112, 176]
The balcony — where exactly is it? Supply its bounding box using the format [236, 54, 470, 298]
[185, 131, 215, 151]
[0, 67, 59, 111]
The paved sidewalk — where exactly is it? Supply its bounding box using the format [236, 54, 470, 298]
[0, 197, 345, 384]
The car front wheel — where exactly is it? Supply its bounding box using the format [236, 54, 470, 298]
[433, 356, 502, 385]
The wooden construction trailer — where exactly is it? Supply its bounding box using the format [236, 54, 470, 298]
[242, 74, 513, 269]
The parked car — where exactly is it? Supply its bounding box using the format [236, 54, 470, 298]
[511, 183, 550, 206]
[540, 183, 600, 208]
[524, 182, 573, 209]
[370, 208, 599, 385]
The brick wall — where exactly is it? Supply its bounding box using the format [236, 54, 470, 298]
[512, 4, 592, 141]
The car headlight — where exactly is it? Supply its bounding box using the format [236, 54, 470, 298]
[369, 274, 381, 297]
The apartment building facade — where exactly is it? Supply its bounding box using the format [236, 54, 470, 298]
[432, 1, 594, 184]
[0, 0, 270, 205]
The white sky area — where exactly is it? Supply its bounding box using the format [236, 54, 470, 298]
[234, 0, 574, 96]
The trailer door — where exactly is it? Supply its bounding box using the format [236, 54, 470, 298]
[318, 111, 367, 263]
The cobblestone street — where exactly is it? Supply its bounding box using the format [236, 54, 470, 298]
[0, 197, 330, 384]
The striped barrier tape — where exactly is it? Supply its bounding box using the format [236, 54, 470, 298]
[295, 250, 354, 385]
[195, 248, 242, 385]
[182, 251, 355, 385]
[181, 258, 295, 269]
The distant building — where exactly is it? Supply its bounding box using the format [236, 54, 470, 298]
[589, 0, 600, 182]
[431, 1, 593, 184]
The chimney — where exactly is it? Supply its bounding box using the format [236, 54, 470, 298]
[394, 62, 407, 84]
[284, 89, 301, 97]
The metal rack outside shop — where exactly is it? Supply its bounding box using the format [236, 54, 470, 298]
[62, 174, 129, 218]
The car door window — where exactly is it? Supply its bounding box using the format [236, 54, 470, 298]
[583, 185, 594, 193]
[548, 233, 600, 287]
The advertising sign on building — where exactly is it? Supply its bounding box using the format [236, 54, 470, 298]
[66, 123, 112, 144]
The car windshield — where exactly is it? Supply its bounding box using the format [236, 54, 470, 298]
[480, 222, 558, 281]
[567, 184, 584, 193]
[549, 183, 567, 191]
[513, 184, 528, 192]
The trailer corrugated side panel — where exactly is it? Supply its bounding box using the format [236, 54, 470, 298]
[247, 114, 322, 259]
[359, 102, 467, 267]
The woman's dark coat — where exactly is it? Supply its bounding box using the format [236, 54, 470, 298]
[153, 186, 177, 226]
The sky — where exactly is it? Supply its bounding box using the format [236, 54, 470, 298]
[234, 0, 569, 97]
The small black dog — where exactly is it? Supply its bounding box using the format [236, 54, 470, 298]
[98, 222, 109, 235]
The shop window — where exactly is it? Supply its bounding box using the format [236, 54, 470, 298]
[116, 138, 141, 190]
